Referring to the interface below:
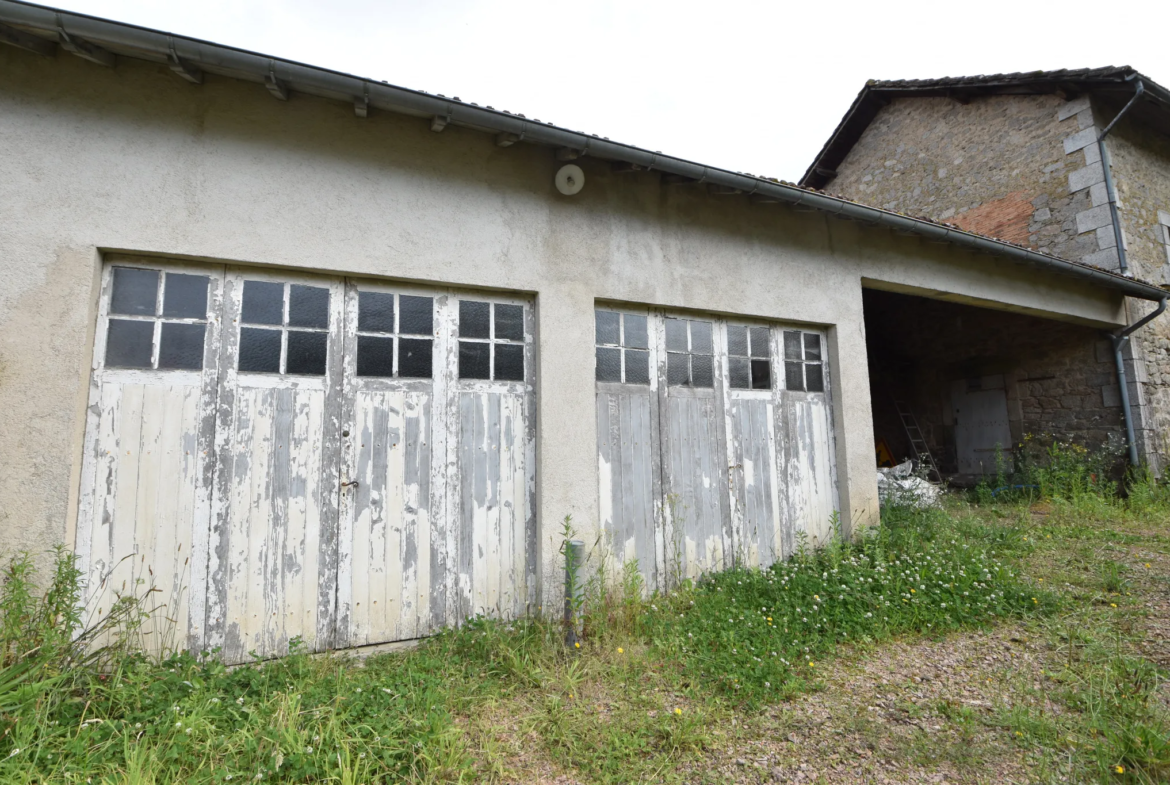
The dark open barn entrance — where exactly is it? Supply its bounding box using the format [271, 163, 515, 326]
[862, 288, 1123, 483]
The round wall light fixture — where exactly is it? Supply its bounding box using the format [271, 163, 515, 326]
[555, 164, 585, 196]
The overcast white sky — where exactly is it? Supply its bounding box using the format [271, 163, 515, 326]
[50, 0, 1170, 182]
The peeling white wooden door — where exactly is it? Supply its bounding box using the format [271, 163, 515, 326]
[205, 271, 345, 662]
[336, 282, 441, 647]
[450, 295, 536, 624]
[75, 259, 224, 655]
[594, 309, 838, 590]
[595, 310, 662, 591]
[79, 261, 536, 660]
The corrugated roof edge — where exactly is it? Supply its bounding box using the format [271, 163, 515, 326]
[2, 0, 1166, 303]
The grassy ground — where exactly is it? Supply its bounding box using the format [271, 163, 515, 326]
[2, 488, 1168, 783]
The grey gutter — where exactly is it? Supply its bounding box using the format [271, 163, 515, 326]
[1112, 298, 1167, 465]
[2, 0, 1168, 304]
[1098, 76, 1144, 276]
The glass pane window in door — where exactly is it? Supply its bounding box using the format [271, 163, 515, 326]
[458, 299, 527, 381]
[781, 330, 825, 393]
[237, 280, 330, 376]
[665, 317, 713, 388]
[241, 280, 284, 325]
[727, 325, 771, 390]
[594, 310, 650, 385]
[355, 291, 434, 379]
[105, 267, 210, 371]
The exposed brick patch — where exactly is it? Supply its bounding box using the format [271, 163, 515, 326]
[948, 191, 1034, 246]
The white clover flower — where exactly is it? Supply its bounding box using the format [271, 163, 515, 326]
[305, 747, 314, 754]
[236, 697, 245, 705]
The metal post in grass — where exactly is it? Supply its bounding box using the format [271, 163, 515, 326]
[563, 539, 585, 650]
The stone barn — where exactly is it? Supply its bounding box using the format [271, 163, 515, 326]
[802, 68, 1170, 479]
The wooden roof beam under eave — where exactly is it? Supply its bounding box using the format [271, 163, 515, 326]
[0, 21, 55, 56]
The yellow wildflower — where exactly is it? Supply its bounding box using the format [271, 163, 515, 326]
[1111, 603, 1118, 608]
[808, 661, 815, 667]
[1115, 764, 1125, 774]
[674, 708, 682, 716]
[575, 641, 581, 648]
[617, 647, 624, 654]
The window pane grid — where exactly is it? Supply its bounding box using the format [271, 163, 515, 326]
[105, 267, 210, 371]
[594, 310, 649, 384]
[665, 317, 713, 388]
[356, 291, 434, 379]
[239, 280, 329, 376]
[728, 324, 772, 390]
[781, 329, 825, 393]
[459, 300, 526, 381]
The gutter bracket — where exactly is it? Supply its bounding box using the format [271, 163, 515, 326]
[57, 16, 114, 67]
[265, 60, 289, 100]
[354, 83, 369, 118]
[167, 37, 202, 84]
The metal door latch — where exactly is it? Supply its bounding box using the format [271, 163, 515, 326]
[341, 480, 359, 488]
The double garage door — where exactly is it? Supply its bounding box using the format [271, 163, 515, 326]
[76, 258, 534, 662]
[595, 308, 838, 592]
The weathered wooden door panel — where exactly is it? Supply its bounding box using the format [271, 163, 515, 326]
[76, 260, 223, 656]
[206, 272, 344, 663]
[340, 390, 434, 646]
[456, 391, 529, 622]
[214, 384, 329, 661]
[662, 394, 728, 581]
[728, 397, 784, 569]
[82, 381, 204, 651]
[781, 394, 839, 548]
[596, 390, 659, 590]
[336, 282, 445, 648]
[951, 378, 1012, 475]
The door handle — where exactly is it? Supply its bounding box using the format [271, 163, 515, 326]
[341, 480, 359, 489]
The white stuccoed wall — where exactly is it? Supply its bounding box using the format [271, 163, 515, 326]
[0, 47, 1128, 606]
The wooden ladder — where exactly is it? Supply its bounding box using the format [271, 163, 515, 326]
[893, 399, 941, 482]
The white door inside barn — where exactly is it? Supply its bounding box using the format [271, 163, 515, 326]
[951, 376, 1013, 475]
[76, 258, 534, 663]
[594, 308, 838, 593]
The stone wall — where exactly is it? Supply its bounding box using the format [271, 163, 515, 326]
[826, 94, 1096, 262]
[1109, 117, 1170, 468]
[864, 289, 1123, 474]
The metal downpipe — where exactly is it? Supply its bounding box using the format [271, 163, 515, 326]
[1098, 76, 1144, 276]
[1111, 297, 1167, 466]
